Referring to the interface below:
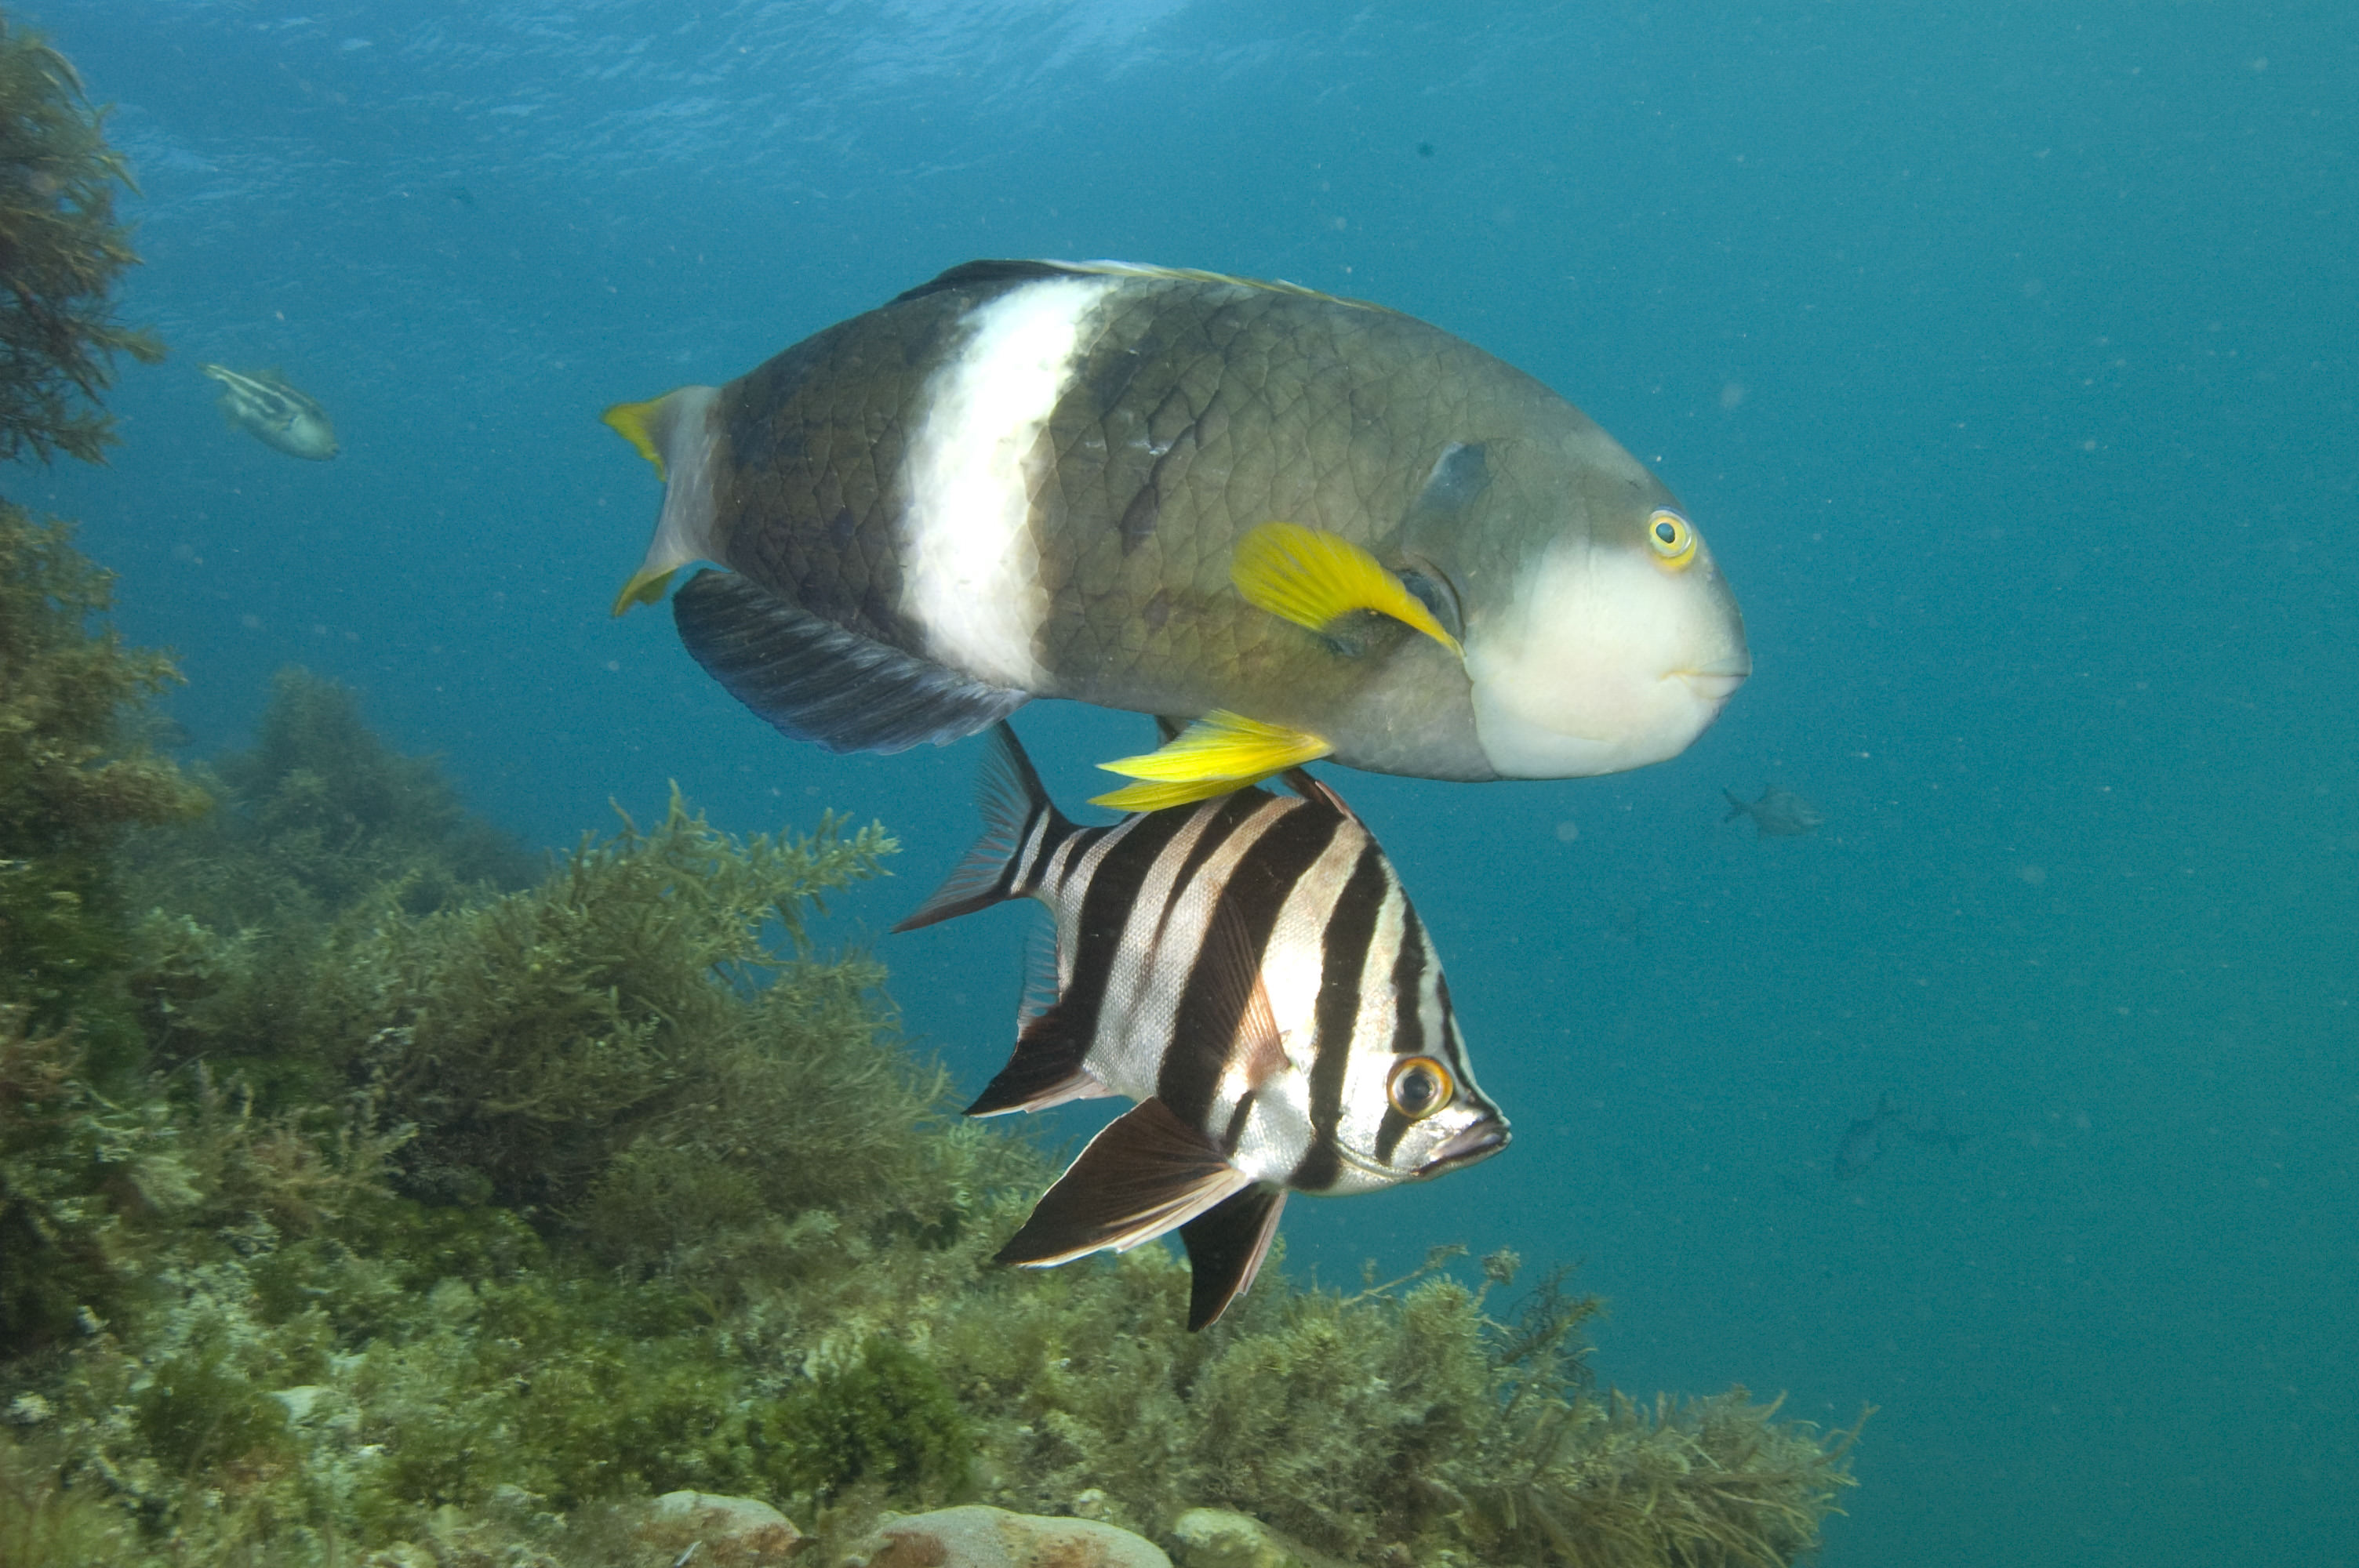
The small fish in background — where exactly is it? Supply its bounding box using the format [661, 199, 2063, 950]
[1724, 783, 1823, 838]
[896, 721, 1510, 1330]
[202, 365, 338, 460]
[1834, 1094, 1898, 1180]
[1833, 1094, 1971, 1181]
[1899, 1118, 1974, 1157]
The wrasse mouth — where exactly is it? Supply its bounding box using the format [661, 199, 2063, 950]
[1419, 1121, 1510, 1177]
[1673, 667, 1750, 702]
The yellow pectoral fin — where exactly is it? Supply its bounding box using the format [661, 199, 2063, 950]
[1091, 710, 1332, 811]
[1230, 521, 1463, 658]
[610, 565, 678, 617]
[602, 397, 671, 480]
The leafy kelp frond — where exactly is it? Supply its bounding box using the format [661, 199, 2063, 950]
[0, 17, 163, 466]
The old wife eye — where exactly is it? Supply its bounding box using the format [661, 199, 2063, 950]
[1388, 1056, 1455, 1119]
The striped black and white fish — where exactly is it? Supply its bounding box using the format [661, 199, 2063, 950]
[895, 722, 1509, 1330]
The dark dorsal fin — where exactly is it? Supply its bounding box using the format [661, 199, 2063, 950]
[1280, 767, 1358, 821]
[993, 1098, 1249, 1269]
[673, 570, 1028, 755]
[892, 260, 1078, 305]
[1178, 1185, 1287, 1330]
[896, 722, 1071, 932]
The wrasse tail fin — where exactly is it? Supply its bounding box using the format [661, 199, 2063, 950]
[1178, 1185, 1287, 1330]
[1231, 521, 1464, 658]
[612, 572, 676, 615]
[674, 570, 1029, 755]
[994, 1098, 1252, 1269]
[601, 395, 672, 480]
[1092, 710, 1330, 811]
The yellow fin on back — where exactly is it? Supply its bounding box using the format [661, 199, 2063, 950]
[602, 397, 671, 481]
[1091, 710, 1332, 811]
[1230, 521, 1463, 658]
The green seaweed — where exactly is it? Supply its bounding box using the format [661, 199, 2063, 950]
[0, 506, 208, 1047]
[132, 1344, 293, 1475]
[0, 40, 198, 1045]
[0, 1429, 143, 1568]
[336, 788, 903, 1218]
[762, 1334, 974, 1505]
[0, 17, 163, 465]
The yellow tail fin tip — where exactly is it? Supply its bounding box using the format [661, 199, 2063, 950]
[1231, 521, 1462, 658]
[610, 566, 678, 618]
[602, 397, 669, 480]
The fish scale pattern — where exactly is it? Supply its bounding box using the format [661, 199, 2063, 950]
[719, 295, 969, 644]
[1030, 278, 1460, 719]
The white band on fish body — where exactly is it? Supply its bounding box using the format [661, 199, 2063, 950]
[901, 275, 1120, 690]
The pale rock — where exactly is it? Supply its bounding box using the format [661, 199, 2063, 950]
[1169, 1510, 1307, 1568]
[645, 1491, 808, 1566]
[360, 1545, 434, 1568]
[846, 1504, 1169, 1568]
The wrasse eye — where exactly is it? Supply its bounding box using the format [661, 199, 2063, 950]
[1388, 1055, 1455, 1119]
[1646, 509, 1698, 569]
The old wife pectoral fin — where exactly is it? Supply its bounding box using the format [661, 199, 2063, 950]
[993, 1098, 1252, 1268]
[1177, 1185, 1286, 1330]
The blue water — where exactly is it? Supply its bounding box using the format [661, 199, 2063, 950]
[23, 2, 2357, 1563]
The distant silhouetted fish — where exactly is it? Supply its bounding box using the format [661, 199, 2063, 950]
[1900, 1120, 1973, 1156]
[1724, 784, 1822, 837]
[1833, 1094, 1970, 1181]
[1834, 1094, 1896, 1180]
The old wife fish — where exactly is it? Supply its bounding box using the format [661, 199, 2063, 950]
[896, 723, 1508, 1329]
[202, 365, 338, 461]
[608, 260, 1748, 808]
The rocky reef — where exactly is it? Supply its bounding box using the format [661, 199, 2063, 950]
[0, 20, 1862, 1568]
